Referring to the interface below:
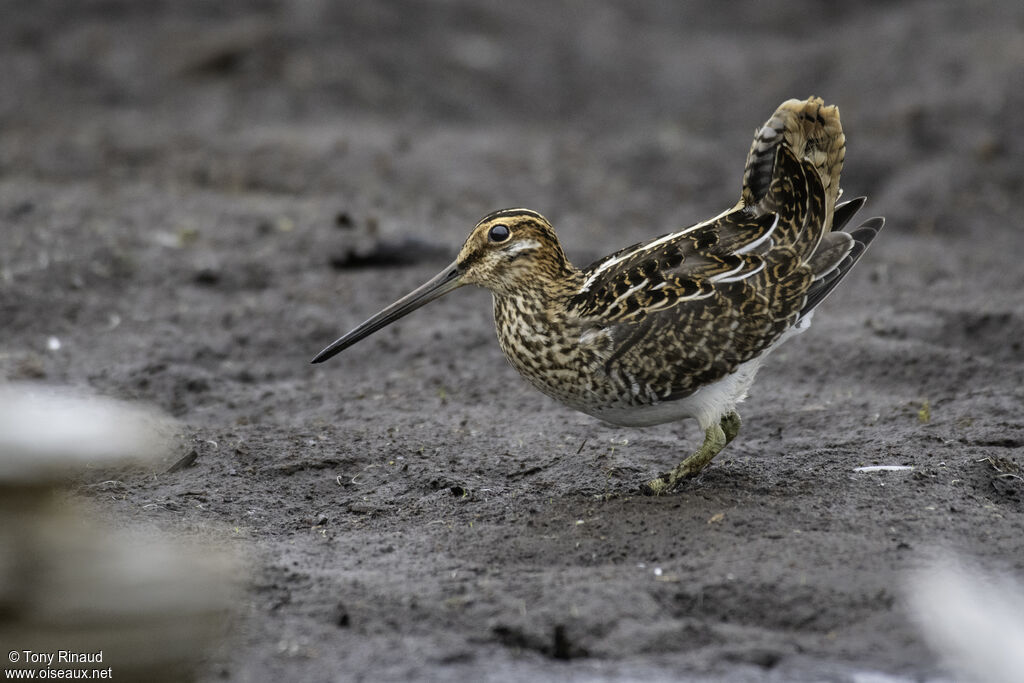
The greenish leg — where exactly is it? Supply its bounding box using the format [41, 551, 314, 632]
[642, 411, 741, 496]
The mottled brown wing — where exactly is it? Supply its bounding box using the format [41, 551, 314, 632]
[568, 145, 824, 403]
[575, 209, 775, 322]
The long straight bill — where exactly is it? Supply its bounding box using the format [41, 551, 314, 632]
[311, 261, 463, 364]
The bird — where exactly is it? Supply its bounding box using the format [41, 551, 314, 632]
[312, 97, 884, 495]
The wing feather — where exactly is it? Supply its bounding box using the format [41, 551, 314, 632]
[565, 103, 882, 405]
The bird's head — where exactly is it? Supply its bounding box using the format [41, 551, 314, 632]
[454, 209, 572, 296]
[311, 208, 573, 363]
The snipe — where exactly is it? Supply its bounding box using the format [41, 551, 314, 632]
[313, 97, 884, 494]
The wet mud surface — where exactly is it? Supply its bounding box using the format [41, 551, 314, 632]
[2, 2, 1023, 680]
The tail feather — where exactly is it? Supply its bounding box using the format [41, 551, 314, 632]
[741, 98, 881, 320]
[831, 196, 867, 232]
[806, 231, 855, 281]
[800, 215, 884, 318]
[742, 97, 846, 232]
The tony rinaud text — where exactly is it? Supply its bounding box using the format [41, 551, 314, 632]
[16, 652, 103, 666]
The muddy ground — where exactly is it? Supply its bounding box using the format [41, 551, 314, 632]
[3, 1, 1024, 681]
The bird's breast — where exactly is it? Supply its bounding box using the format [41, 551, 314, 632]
[491, 296, 615, 410]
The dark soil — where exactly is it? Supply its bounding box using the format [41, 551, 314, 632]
[3, 1, 1023, 680]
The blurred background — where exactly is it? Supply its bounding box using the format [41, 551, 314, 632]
[3, 0, 1021, 240]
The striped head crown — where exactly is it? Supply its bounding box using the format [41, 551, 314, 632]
[455, 209, 574, 295]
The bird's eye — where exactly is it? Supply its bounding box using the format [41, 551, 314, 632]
[488, 224, 511, 242]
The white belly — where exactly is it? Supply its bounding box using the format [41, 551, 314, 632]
[584, 354, 766, 429]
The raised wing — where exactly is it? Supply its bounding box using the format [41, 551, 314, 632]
[566, 143, 835, 403]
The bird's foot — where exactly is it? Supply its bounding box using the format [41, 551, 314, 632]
[641, 420, 731, 496]
[721, 411, 741, 444]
